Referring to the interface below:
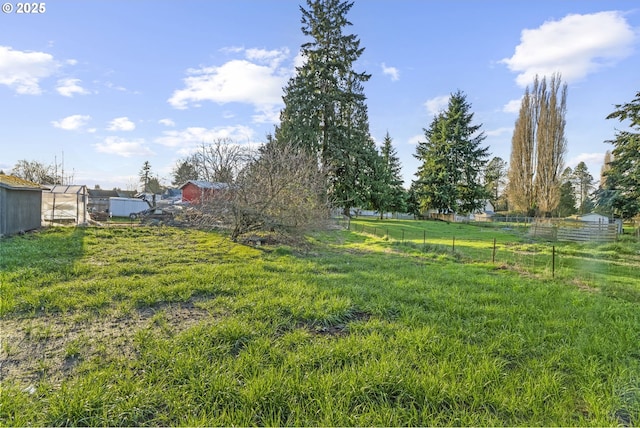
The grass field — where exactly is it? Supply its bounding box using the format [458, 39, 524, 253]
[1, 221, 639, 426]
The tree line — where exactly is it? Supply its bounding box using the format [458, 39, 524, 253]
[5, 0, 639, 236]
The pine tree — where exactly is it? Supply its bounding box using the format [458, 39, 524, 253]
[572, 161, 594, 214]
[594, 151, 615, 215]
[556, 167, 577, 217]
[171, 160, 199, 187]
[484, 156, 507, 209]
[369, 132, 406, 218]
[139, 161, 152, 193]
[413, 91, 490, 215]
[601, 91, 640, 219]
[275, 0, 373, 216]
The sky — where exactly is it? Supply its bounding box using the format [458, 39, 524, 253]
[1, 0, 638, 191]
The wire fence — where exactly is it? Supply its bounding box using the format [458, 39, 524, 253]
[339, 220, 638, 285]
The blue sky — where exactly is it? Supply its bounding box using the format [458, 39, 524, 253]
[1, 1, 638, 190]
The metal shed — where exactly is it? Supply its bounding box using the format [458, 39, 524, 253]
[42, 184, 88, 225]
[0, 175, 43, 237]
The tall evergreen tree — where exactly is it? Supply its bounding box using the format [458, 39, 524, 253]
[369, 132, 406, 218]
[171, 160, 199, 187]
[601, 91, 640, 219]
[275, 0, 374, 215]
[139, 161, 152, 193]
[484, 156, 507, 209]
[556, 167, 577, 217]
[572, 161, 594, 214]
[594, 151, 615, 215]
[507, 74, 567, 216]
[413, 91, 490, 214]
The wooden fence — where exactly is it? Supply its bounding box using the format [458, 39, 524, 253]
[529, 220, 618, 242]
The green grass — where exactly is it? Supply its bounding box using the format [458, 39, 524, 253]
[1, 223, 639, 426]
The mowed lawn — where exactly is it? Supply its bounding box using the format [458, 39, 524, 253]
[1, 223, 639, 426]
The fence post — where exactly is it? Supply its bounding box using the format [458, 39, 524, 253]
[492, 238, 496, 263]
[423, 230, 426, 246]
[402, 229, 404, 243]
[452, 236, 455, 252]
[552, 245, 555, 278]
[386, 228, 389, 239]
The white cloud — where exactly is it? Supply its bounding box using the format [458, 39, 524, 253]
[107, 117, 136, 131]
[158, 118, 176, 127]
[0, 45, 59, 94]
[408, 134, 423, 145]
[486, 127, 513, 137]
[381, 63, 399, 81]
[155, 125, 256, 154]
[245, 47, 290, 67]
[56, 78, 89, 97]
[503, 98, 523, 114]
[168, 47, 292, 123]
[568, 152, 606, 171]
[424, 95, 450, 116]
[94, 136, 154, 158]
[51, 114, 91, 131]
[501, 11, 637, 87]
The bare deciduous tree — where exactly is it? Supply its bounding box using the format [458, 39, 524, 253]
[507, 74, 567, 216]
[11, 160, 61, 184]
[230, 141, 328, 240]
[191, 139, 252, 183]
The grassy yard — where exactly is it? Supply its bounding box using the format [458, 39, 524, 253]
[1, 222, 639, 426]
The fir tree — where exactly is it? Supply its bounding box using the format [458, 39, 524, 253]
[601, 91, 640, 219]
[556, 167, 577, 217]
[171, 160, 199, 187]
[275, 0, 374, 216]
[369, 132, 406, 218]
[413, 91, 490, 215]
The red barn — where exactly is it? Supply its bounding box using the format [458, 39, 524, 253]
[179, 180, 230, 205]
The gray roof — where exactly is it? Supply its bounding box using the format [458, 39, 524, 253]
[180, 180, 230, 190]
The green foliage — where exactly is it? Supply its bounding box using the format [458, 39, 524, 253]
[572, 161, 595, 214]
[484, 156, 507, 208]
[171, 159, 199, 186]
[413, 90, 490, 214]
[556, 167, 577, 217]
[601, 91, 640, 219]
[275, 0, 376, 215]
[368, 132, 406, 217]
[139, 160, 152, 193]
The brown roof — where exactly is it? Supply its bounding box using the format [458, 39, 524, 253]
[0, 175, 43, 190]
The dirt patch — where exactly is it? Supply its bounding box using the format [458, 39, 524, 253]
[0, 302, 212, 389]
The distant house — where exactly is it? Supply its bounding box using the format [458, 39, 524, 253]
[179, 180, 230, 205]
[42, 184, 88, 225]
[87, 188, 119, 213]
[0, 175, 43, 237]
[579, 213, 609, 224]
[425, 200, 495, 222]
[87, 188, 135, 213]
